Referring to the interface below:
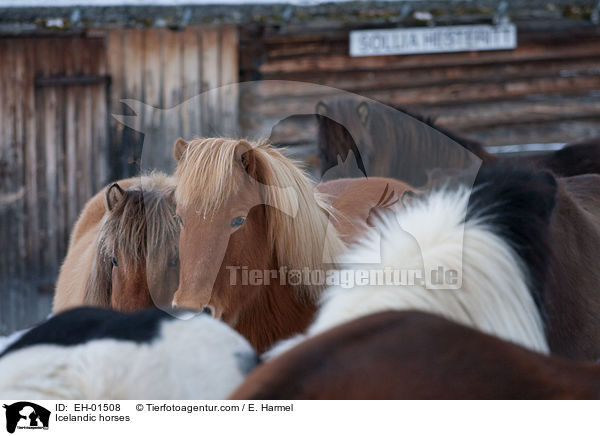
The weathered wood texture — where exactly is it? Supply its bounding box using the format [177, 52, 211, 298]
[0, 26, 239, 333]
[240, 26, 600, 158]
[0, 37, 108, 333]
[107, 25, 239, 175]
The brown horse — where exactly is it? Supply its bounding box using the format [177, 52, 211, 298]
[171, 137, 413, 352]
[230, 311, 600, 400]
[316, 177, 414, 245]
[316, 97, 600, 184]
[53, 173, 179, 313]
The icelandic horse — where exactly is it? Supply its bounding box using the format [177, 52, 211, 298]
[53, 173, 179, 313]
[231, 310, 600, 400]
[171, 137, 412, 352]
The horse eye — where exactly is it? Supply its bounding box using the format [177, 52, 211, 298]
[111, 257, 119, 267]
[175, 215, 184, 227]
[231, 216, 245, 227]
[168, 256, 179, 267]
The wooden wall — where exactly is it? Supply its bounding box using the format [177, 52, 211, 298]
[0, 25, 239, 333]
[107, 25, 239, 176]
[240, 26, 600, 161]
[0, 37, 108, 333]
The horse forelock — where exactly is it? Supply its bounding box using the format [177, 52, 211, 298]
[174, 137, 244, 215]
[99, 177, 178, 272]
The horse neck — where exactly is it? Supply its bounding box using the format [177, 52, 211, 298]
[235, 280, 317, 354]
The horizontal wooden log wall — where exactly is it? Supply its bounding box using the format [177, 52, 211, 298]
[240, 26, 600, 161]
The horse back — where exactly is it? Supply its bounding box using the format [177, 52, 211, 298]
[316, 177, 413, 245]
[231, 311, 600, 399]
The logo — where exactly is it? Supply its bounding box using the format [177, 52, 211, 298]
[3, 402, 50, 434]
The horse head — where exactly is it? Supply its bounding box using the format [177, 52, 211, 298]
[171, 137, 339, 328]
[85, 174, 180, 311]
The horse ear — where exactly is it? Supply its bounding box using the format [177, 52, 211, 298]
[401, 190, 417, 207]
[234, 140, 258, 178]
[357, 101, 369, 125]
[173, 137, 189, 162]
[315, 101, 329, 117]
[105, 183, 125, 212]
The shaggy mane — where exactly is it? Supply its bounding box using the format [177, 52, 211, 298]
[174, 137, 346, 293]
[85, 173, 178, 306]
[308, 185, 549, 354]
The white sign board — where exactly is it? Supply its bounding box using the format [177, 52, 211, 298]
[350, 24, 517, 57]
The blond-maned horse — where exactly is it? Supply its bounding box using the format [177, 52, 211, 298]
[171, 137, 413, 352]
[53, 173, 179, 313]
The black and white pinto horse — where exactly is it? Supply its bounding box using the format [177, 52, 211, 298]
[0, 308, 257, 399]
[268, 163, 557, 358]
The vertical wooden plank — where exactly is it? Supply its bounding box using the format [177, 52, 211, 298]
[201, 27, 220, 135]
[142, 28, 163, 171]
[64, 38, 78, 229]
[162, 29, 182, 172]
[13, 40, 27, 279]
[23, 39, 39, 277]
[181, 27, 202, 140]
[92, 38, 109, 190]
[0, 39, 10, 332]
[0, 40, 7, 281]
[72, 36, 93, 214]
[12, 40, 30, 325]
[33, 40, 49, 279]
[123, 29, 145, 176]
[42, 39, 59, 277]
[3, 41, 22, 328]
[107, 28, 125, 180]
[219, 25, 239, 136]
[53, 38, 67, 263]
[0, 40, 10, 282]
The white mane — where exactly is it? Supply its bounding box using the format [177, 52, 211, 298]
[268, 187, 548, 358]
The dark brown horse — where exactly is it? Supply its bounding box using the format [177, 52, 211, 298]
[316, 97, 600, 184]
[316, 98, 481, 186]
[543, 172, 600, 360]
[231, 311, 600, 400]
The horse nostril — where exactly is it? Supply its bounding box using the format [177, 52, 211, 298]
[202, 306, 212, 316]
[172, 301, 178, 310]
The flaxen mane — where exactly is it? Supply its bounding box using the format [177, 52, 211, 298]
[175, 138, 346, 296]
[85, 174, 179, 307]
